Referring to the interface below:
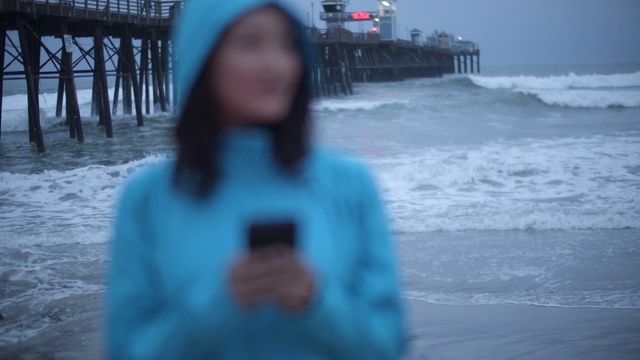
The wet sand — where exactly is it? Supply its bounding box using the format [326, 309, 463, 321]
[404, 300, 640, 359]
[0, 293, 105, 359]
[1, 298, 639, 359]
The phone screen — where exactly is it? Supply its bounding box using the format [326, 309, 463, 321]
[248, 221, 297, 250]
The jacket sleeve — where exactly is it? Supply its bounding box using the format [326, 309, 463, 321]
[106, 172, 242, 359]
[298, 163, 407, 359]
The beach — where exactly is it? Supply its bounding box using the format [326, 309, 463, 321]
[2, 297, 639, 359]
[1, 228, 639, 359]
[405, 300, 640, 359]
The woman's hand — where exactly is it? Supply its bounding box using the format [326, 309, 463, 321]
[230, 246, 315, 312]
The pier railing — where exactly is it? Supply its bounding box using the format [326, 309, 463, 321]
[314, 28, 380, 44]
[0, 0, 185, 25]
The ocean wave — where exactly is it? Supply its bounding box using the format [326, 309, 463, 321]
[312, 98, 410, 112]
[390, 210, 638, 233]
[519, 89, 640, 108]
[468, 71, 640, 90]
[367, 135, 640, 232]
[1, 86, 172, 132]
[0, 154, 170, 247]
[467, 72, 640, 108]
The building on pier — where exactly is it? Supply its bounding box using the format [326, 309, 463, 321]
[319, 0, 351, 30]
[319, 0, 397, 40]
[427, 31, 481, 74]
[377, 0, 397, 41]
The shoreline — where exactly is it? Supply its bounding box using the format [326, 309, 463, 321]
[2, 298, 639, 359]
[404, 299, 640, 359]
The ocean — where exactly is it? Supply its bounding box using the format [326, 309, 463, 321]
[1, 63, 640, 358]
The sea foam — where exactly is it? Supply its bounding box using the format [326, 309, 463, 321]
[1, 85, 172, 132]
[368, 135, 640, 232]
[469, 72, 640, 90]
[469, 72, 640, 108]
[313, 98, 410, 112]
[0, 154, 170, 247]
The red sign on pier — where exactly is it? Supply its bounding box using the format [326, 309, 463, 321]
[351, 12, 371, 20]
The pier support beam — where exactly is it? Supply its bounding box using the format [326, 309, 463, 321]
[30, 29, 41, 123]
[112, 52, 122, 115]
[0, 26, 5, 139]
[121, 27, 144, 126]
[94, 27, 113, 138]
[27, 24, 41, 144]
[140, 37, 151, 115]
[60, 25, 83, 143]
[150, 30, 167, 113]
[162, 37, 171, 111]
[172, 42, 178, 112]
[470, 55, 475, 73]
[336, 44, 347, 96]
[92, 68, 100, 118]
[463, 55, 468, 74]
[56, 75, 64, 118]
[123, 53, 132, 115]
[17, 17, 45, 153]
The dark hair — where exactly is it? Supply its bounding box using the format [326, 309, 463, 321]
[173, 52, 311, 199]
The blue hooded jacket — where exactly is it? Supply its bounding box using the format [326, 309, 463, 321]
[107, 1, 406, 359]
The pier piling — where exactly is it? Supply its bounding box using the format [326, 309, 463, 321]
[112, 53, 122, 116]
[140, 38, 151, 114]
[122, 27, 144, 126]
[94, 26, 113, 138]
[61, 25, 83, 143]
[17, 16, 44, 152]
[0, 26, 5, 139]
[162, 37, 170, 110]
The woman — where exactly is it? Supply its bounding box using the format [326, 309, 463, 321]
[106, 0, 406, 358]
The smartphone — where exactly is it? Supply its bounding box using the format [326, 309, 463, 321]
[248, 221, 297, 250]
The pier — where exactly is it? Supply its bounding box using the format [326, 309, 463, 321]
[1, 0, 480, 153]
[311, 29, 456, 97]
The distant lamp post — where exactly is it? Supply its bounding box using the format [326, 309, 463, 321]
[381, 1, 390, 6]
[311, 1, 315, 28]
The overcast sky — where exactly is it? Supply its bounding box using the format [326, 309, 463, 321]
[291, 0, 640, 66]
[6, 0, 640, 71]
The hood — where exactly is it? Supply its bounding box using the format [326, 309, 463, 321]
[172, 0, 314, 112]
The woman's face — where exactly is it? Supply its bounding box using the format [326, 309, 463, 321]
[210, 6, 303, 126]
